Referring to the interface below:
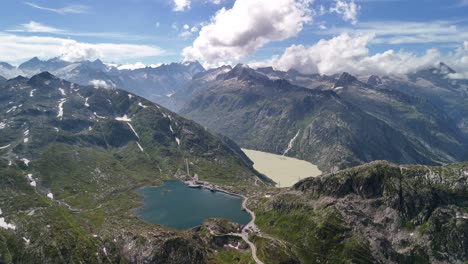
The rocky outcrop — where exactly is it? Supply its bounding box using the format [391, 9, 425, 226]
[255, 161, 468, 263]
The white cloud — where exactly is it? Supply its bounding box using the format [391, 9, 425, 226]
[116, 62, 161, 70]
[446, 41, 468, 79]
[183, 0, 313, 65]
[318, 5, 326, 15]
[179, 31, 193, 38]
[25, 2, 89, 14]
[319, 20, 468, 45]
[251, 34, 468, 79]
[250, 33, 444, 76]
[89, 80, 114, 89]
[61, 42, 164, 62]
[8, 21, 65, 33]
[173, 0, 191, 11]
[0, 33, 164, 64]
[117, 62, 146, 70]
[330, 0, 360, 25]
[453, 0, 468, 7]
[7, 21, 158, 40]
[178, 24, 200, 38]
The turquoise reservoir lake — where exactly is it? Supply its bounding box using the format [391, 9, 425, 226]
[136, 180, 251, 229]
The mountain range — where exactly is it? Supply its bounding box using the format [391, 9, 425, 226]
[0, 71, 266, 263]
[2, 58, 468, 172]
[0, 57, 205, 108]
[177, 63, 468, 172]
[1, 58, 468, 263]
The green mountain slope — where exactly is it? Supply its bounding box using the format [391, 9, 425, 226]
[0, 72, 264, 263]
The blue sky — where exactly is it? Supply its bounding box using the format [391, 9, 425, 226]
[0, 0, 467, 76]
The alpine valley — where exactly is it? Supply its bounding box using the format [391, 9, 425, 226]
[0, 56, 467, 264]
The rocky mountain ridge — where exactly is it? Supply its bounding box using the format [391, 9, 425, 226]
[252, 160, 468, 263]
[178, 63, 468, 172]
[0, 57, 206, 109]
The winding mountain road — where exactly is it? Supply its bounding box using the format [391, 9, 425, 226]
[232, 196, 264, 264]
[184, 177, 264, 263]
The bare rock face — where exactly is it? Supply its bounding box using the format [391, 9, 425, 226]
[254, 161, 468, 263]
[179, 64, 468, 173]
[334, 72, 358, 88]
[179, 65, 466, 172]
[367, 75, 382, 86]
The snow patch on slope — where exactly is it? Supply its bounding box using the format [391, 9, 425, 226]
[136, 142, 144, 152]
[115, 115, 131, 122]
[0, 144, 10, 150]
[126, 123, 139, 139]
[59, 88, 66, 96]
[283, 129, 300, 156]
[57, 98, 67, 119]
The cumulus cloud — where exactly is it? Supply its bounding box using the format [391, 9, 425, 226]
[61, 42, 165, 62]
[116, 62, 161, 70]
[446, 41, 468, 79]
[173, 0, 191, 11]
[182, 0, 313, 65]
[117, 62, 147, 70]
[0, 33, 164, 64]
[250, 33, 445, 76]
[178, 24, 200, 38]
[89, 80, 114, 89]
[330, 0, 360, 25]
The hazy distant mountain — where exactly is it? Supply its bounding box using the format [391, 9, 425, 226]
[0, 71, 261, 263]
[0, 62, 23, 79]
[19, 57, 70, 74]
[169, 65, 233, 111]
[0, 62, 15, 70]
[179, 64, 468, 172]
[0, 58, 206, 108]
[113, 61, 205, 105]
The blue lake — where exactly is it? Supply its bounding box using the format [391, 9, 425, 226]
[136, 180, 251, 229]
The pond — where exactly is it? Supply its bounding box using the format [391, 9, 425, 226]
[136, 180, 251, 230]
